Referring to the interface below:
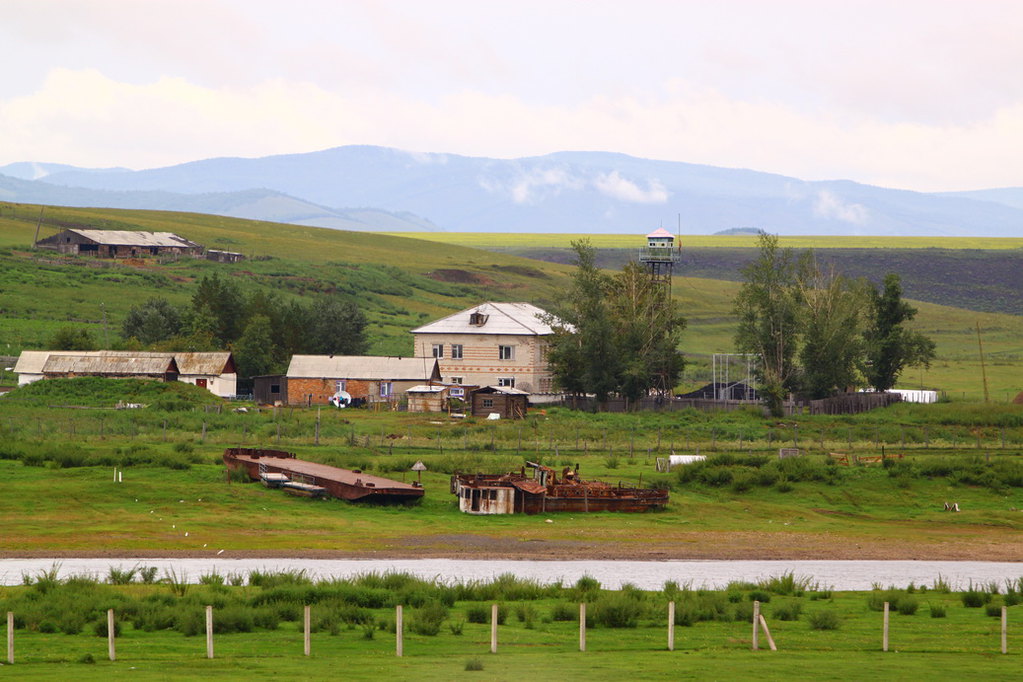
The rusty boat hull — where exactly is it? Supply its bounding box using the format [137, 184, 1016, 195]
[224, 447, 423, 503]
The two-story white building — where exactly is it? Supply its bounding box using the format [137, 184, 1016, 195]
[410, 302, 557, 394]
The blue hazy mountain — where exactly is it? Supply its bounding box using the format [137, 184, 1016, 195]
[6, 146, 1022, 236]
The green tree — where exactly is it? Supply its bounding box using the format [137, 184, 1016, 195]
[796, 256, 867, 399]
[546, 241, 621, 403]
[190, 273, 245, 344]
[546, 241, 686, 405]
[121, 297, 183, 345]
[861, 273, 936, 392]
[48, 326, 97, 351]
[233, 315, 279, 378]
[307, 297, 368, 356]
[733, 233, 801, 415]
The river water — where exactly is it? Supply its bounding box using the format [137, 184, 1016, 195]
[2, 558, 1021, 590]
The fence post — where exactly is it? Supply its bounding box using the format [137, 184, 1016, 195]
[752, 601, 760, 650]
[667, 601, 675, 651]
[6, 611, 12, 664]
[304, 605, 311, 656]
[491, 603, 498, 653]
[107, 609, 116, 661]
[203, 605, 214, 658]
[882, 602, 889, 652]
[1002, 605, 1008, 654]
[579, 603, 586, 652]
[758, 614, 777, 651]
[396, 605, 403, 657]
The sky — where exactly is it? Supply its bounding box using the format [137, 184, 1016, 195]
[1, 0, 1022, 192]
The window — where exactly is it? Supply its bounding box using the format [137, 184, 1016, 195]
[482, 398, 494, 408]
[469, 311, 488, 326]
[499, 345, 514, 360]
[432, 344, 444, 358]
[270, 384, 281, 395]
[450, 376, 463, 385]
[451, 387, 464, 397]
[451, 344, 463, 359]
[379, 382, 392, 397]
[335, 380, 347, 393]
[498, 377, 515, 388]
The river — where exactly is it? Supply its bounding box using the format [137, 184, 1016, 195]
[2, 558, 1021, 590]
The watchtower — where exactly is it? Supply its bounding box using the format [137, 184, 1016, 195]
[638, 227, 681, 293]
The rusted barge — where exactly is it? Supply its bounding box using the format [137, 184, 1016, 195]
[223, 447, 424, 503]
[451, 461, 668, 515]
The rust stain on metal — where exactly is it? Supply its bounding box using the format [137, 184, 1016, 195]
[223, 447, 424, 503]
[452, 461, 667, 515]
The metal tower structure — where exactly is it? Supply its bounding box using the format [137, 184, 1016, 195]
[638, 228, 682, 396]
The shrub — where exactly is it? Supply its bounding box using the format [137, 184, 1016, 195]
[93, 619, 122, 637]
[929, 604, 947, 618]
[772, 601, 803, 621]
[896, 596, 919, 615]
[962, 590, 989, 608]
[986, 603, 1005, 618]
[592, 593, 644, 628]
[747, 590, 771, 603]
[409, 601, 448, 636]
[448, 620, 464, 635]
[808, 610, 840, 630]
[465, 658, 484, 671]
[466, 604, 489, 624]
[551, 602, 577, 622]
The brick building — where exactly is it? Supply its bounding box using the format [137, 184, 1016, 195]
[35, 229, 203, 258]
[282, 355, 441, 406]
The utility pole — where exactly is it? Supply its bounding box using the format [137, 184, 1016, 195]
[976, 321, 989, 403]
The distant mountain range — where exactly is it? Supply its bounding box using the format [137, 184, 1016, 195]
[2, 146, 1021, 236]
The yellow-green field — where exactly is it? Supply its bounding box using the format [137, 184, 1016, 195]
[385, 232, 1023, 250]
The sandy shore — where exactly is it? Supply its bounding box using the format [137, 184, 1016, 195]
[3, 531, 1021, 562]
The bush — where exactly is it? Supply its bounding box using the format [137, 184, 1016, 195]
[772, 601, 803, 621]
[896, 596, 919, 615]
[747, 590, 771, 603]
[986, 603, 1005, 618]
[409, 601, 448, 636]
[592, 593, 644, 628]
[929, 604, 947, 618]
[551, 602, 577, 622]
[466, 604, 489, 624]
[808, 610, 840, 630]
[962, 590, 990, 608]
[465, 658, 484, 671]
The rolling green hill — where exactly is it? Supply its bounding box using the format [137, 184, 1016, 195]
[0, 202, 1019, 398]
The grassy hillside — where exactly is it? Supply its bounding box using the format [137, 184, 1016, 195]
[0, 202, 1020, 398]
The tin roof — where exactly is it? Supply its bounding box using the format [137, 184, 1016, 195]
[406, 384, 446, 393]
[15, 350, 233, 376]
[64, 229, 201, 248]
[410, 302, 557, 336]
[287, 355, 440, 381]
[42, 353, 178, 375]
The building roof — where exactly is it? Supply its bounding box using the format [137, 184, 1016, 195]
[410, 302, 557, 336]
[473, 385, 530, 396]
[175, 352, 235, 375]
[61, 229, 201, 248]
[406, 384, 447, 394]
[15, 350, 233, 376]
[42, 353, 178, 376]
[646, 228, 674, 239]
[287, 355, 440, 381]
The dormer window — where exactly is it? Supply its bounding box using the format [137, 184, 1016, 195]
[469, 311, 488, 326]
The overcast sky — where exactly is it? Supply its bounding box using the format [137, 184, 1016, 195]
[2, 0, 1021, 192]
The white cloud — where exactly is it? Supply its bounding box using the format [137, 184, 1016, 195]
[2, 67, 1023, 192]
[480, 167, 584, 204]
[812, 190, 868, 224]
[593, 171, 668, 204]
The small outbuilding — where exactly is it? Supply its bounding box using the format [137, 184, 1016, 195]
[469, 385, 528, 419]
[284, 355, 442, 406]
